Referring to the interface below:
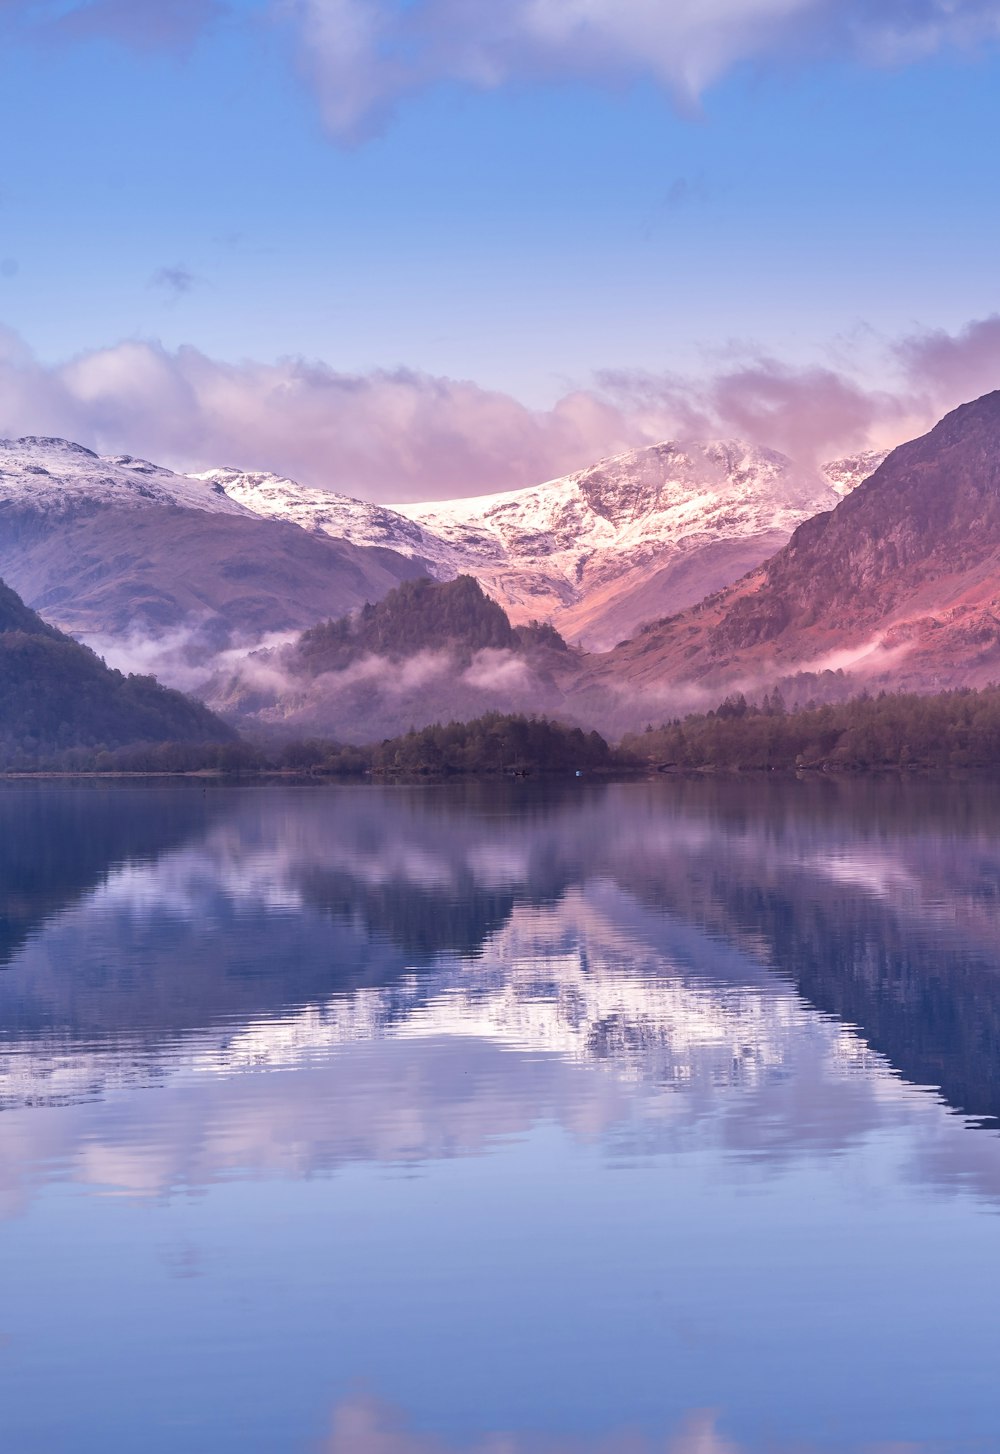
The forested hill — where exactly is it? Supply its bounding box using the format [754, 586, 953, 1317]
[0, 577, 61, 638]
[625, 686, 1000, 772]
[293, 575, 567, 675]
[0, 576, 236, 763]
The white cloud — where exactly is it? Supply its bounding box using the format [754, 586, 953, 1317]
[277, 0, 1000, 139]
[6, 1, 1000, 138]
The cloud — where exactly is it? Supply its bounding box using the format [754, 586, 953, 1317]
[0, 328, 639, 500]
[277, 0, 1000, 140]
[894, 314, 1000, 412]
[148, 265, 199, 300]
[0, 315, 999, 502]
[6, 1, 1000, 139]
[600, 357, 907, 465]
[2, 0, 226, 53]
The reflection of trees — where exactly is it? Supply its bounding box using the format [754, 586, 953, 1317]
[0, 784, 220, 970]
[608, 780, 1000, 1125]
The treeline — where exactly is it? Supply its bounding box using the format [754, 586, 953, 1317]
[362, 713, 614, 776]
[624, 686, 1000, 771]
[3, 713, 620, 778]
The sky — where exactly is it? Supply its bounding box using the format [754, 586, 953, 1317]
[0, 0, 999, 499]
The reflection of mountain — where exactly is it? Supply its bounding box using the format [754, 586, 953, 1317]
[601, 779, 1000, 1124]
[0, 784, 596, 1060]
[4, 781, 1000, 1134]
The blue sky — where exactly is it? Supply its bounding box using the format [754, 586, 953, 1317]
[0, 0, 999, 497]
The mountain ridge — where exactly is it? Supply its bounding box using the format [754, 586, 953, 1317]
[593, 391, 1000, 700]
[200, 439, 886, 650]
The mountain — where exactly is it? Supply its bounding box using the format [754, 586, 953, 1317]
[201, 443, 883, 651]
[0, 438, 425, 667]
[0, 575, 235, 761]
[0, 434, 891, 729]
[207, 575, 579, 741]
[591, 392, 1000, 703]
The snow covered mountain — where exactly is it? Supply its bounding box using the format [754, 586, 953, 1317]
[0, 436, 253, 518]
[0, 437, 423, 664]
[200, 442, 887, 650]
[0, 435, 887, 691]
[820, 448, 890, 497]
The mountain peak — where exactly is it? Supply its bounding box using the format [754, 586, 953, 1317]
[0, 437, 252, 518]
[601, 387, 1000, 698]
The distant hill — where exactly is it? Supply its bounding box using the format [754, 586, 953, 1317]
[208, 576, 579, 742]
[294, 574, 566, 672]
[0, 576, 235, 763]
[0, 438, 425, 672]
[592, 392, 1000, 702]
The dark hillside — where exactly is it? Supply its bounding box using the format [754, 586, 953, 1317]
[0, 577, 235, 761]
[295, 575, 530, 673]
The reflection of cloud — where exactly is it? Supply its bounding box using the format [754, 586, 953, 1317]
[318, 1395, 742, 1452]
[316, 1394, 935, 1453]
[1, 868, 998, 1218]
[2, 783, 1000, 1218]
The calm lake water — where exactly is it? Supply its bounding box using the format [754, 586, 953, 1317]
[1, 778, 1000, 1453]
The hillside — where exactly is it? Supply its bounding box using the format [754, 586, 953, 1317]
[0, 576, 235, 763]
[208, 576, 580, 742]
[592, 392, 1000, 701]
[202, 442, 881, 650]
[0, 438, 425, 673]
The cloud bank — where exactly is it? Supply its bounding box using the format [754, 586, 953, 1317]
[5, 1, 1000, 137]
[1, 316, 998, 502]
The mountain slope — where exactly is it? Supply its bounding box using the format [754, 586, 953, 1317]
[0, 576, 235, 759]
[208, 576, 578, 742]
[398, 441, 838, 643]
[0, 438, 425, 667]
[592, 392, 1000, 699]
[202, 443, 882, 650]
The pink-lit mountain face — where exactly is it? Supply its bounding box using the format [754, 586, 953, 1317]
[590, 392, 1000, 701]
[0, 434, 881, 687]
[199, 442, 881, 650]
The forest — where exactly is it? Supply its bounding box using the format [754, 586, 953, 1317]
[623, 685, 1000, 771]
[10, 712, 617, 777]
[10, 686, 1000, 777]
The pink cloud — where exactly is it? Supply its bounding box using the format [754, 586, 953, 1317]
[0, 331, 645, 500]
[894, 314, 1000, 411]
[318, 1396, 742, 1454]
[1, 315, 999, 503]
[315, 1394, 933, 1454]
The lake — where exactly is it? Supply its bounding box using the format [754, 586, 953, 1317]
[1, 777, 999, 1452]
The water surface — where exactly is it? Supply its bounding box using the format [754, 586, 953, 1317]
[1, 778, 999, 1452]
